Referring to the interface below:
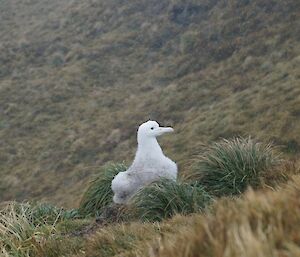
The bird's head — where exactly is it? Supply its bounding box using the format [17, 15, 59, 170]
[137, 120, 174, 140]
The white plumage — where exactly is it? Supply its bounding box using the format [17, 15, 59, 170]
[111, 120, 177, 204]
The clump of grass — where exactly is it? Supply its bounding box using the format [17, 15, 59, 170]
[22, 202, 79, 225]
[131, 179, 212, 222]
[0, 203, 55, 257]
[149, 175, 300, 257]
[79, 163, 127, 216]
[55, 218, 92, 235]
[0, 202, 84, 257]
[83, 222, 161, 257]
[36, 237, 84, 257]
[8, 202, 80, 226]
[191, 137, 280, 197]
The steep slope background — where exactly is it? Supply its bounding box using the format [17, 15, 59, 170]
[0, 0, 299, 207]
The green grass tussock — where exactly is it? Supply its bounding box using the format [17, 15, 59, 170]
[79, 163, 127, 216]
[191, 137, 280, 197]
[0, 202, 87, 257]
[0, 156, 298, 257]
[132, 179, 212, 221]
[0, 203, 54, 257]
[17, 202, 79, 225]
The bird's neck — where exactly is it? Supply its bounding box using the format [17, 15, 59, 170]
[135, 137, 163, 160]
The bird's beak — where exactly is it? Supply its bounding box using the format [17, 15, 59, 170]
[157, 127, 174, 136]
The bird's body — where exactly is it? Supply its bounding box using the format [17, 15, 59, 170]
[111, 121, 177, 204]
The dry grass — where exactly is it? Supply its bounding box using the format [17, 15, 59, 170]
[0, 203, 55, 257]
[81, 222, 160, 257]
[75, 214, 198, 257]
[0, 162, 299, 257]
[149, 174, 300, 257]
[0, 202, 86, 257]
[69, 161, 300, 257]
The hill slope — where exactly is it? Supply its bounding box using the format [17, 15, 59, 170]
[0, 0, 299, 207]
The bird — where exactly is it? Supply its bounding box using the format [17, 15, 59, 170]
[111, 120, 177, 204]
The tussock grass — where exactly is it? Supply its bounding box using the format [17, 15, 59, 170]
[0, 0, 299, 255]
[0, 163, 298, 257]
[0, 203, 55, 257]
[55, 218, 92, 235]
[76, 162, 300, 257]
[17, 202, 79, 225]
[150, 174, 300, 257]
[81, 222, 160, 257]
[79, 163, 127, 216]
[79, 216, 194, 257]
[0, 202, 83, 257]
[190, 137, 281, 196]
[131, 179, 212, 221]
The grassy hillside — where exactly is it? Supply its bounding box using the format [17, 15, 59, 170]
[0, 0, 299, 208]
[1, 159, 299, 257]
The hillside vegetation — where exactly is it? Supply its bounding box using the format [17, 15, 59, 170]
[0, 0, 299, 209]
[0, 158, 299, 257]
[0, 0, 300, 255]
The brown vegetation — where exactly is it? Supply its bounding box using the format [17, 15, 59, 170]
[70, 161, 300, 257]
[68, 161, 299, 257]
[150, 169, 300, 257]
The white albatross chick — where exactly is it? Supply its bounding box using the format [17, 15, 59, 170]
[111, 120, 177, 204]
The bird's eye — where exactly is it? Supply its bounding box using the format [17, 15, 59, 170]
[150, 127, 154, 130]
